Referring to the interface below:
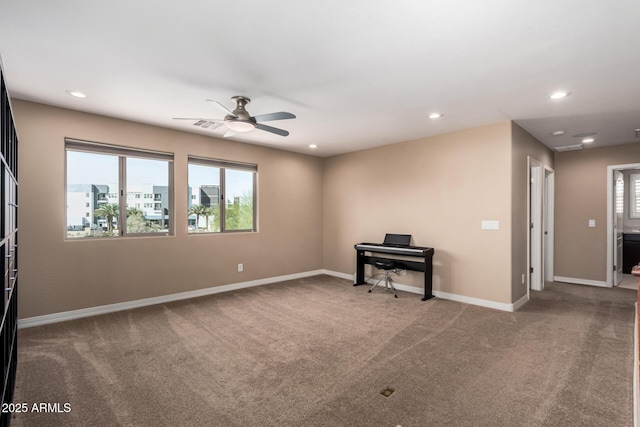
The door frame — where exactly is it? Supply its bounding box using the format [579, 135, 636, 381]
[607, 163, 640, 286]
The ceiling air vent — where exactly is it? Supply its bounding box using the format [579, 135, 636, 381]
[555, 144, 583, 152]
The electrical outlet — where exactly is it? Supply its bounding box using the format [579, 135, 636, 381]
[238, 263, 243, 272]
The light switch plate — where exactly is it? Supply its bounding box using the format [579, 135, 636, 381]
[482, 220, 500, 230]
[588, 219, 596, 228]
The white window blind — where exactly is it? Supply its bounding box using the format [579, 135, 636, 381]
[616, 178, 624, 214]
[630, 173, 640, 218]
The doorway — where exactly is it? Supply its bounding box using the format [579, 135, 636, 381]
[528, 157, 554, 293]
[606, 163, 640, 287]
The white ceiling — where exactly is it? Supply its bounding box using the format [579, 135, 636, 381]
[1, 1, 639, 157]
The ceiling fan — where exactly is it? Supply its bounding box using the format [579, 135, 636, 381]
[174, 96, 296, 137]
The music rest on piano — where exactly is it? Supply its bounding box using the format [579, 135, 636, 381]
[354, 234, 434, 301]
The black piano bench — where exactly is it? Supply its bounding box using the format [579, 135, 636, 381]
[368, 260, 399, 298]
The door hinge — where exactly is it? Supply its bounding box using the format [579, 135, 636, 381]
[530, 267, 533, 273]
[530, 222, 534, 229]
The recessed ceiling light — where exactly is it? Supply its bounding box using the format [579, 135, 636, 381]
[66, 90, 87, 99]
[549, 91, 571, 100]
[428, 113, 443, 119]
[551, 130, 565, 136]
[582, 138, 595, 143]
[309, 144, 318, 149]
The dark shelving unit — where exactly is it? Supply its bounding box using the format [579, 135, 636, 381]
[0, 55, 19, 427]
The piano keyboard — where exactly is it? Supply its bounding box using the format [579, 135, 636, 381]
[354, 242, 430, 256]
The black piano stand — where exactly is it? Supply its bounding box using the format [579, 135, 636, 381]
[354, 249, 434, 301]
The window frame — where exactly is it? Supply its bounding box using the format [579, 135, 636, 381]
[65, 138, 174, 239]
[187, 155, 257, 234]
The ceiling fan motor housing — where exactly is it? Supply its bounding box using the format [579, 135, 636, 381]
[225, 96, 256, 130]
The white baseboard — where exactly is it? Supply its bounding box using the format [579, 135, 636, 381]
[18, 269, 326, 329]
[511, 293, 530, 311]
[432, 289, 521, 312]
[554, 276, 609, 288]
[321, 269, 354, 281]
[346, 272, 524, 312]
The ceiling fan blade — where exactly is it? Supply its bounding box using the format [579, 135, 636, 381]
[253, 112, 296, 122]
[223, 129, 236, 138]
[206, 99, 237, 117]
[256, 123, 289, 137]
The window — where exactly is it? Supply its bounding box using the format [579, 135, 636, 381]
[187, 156, 256, 233]
[224, 168, 255, 231]
[631, 173, 640, 218]
[66, 139, 173, 238]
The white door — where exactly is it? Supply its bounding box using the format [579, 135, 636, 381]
[543, 169, 554, 283]
[529, 159, 543, 291]
[613, 170, 624, 285]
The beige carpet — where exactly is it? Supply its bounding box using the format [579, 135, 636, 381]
[11, 275, 636, 426]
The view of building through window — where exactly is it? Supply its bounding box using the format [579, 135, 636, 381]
[126, 157, 170, 234]
[66, 147, 172, 238]
[188, 163, 222, 232]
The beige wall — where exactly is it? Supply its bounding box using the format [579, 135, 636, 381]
[15, 99, 554, 318]
[14, 100, 324, 318]
[510, 123, 554, 300]
[323, 122, 515, 304]
[555, 143, 640, 282]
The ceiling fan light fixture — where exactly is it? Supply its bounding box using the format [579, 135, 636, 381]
[225, 119, 256, 132]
